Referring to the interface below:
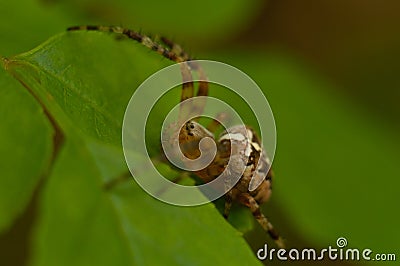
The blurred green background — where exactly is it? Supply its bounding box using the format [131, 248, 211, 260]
[0, 0, 399, 265]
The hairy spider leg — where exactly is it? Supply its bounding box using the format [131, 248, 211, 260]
[158, 36, 209, 118]
[177, 66, 210, 129]
[223, 189, 234, 218]
[158, 35, 208, 102]
[237, 193, 285, 248]
[179, 62, 196, 124]
[192, 64, 208, 116]
[67, 25, 187, 63]
[159, 36, 191, 62]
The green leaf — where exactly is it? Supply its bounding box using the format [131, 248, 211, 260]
[3, 32, 262, 265]
[0, 67, 53, 233]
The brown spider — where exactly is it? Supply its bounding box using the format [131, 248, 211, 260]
[67, 25, 285, 249]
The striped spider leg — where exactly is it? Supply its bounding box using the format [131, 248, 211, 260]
[67, 25, 284, 248]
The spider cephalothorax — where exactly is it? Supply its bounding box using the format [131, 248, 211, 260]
[67, 25, 284, 248]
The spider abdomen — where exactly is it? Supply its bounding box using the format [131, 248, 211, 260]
[214, 125, 273, 204]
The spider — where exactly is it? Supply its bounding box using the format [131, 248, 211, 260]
[67, 25, 285, 249]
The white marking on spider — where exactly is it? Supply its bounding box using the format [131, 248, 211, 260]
[219, 132, 246, 142]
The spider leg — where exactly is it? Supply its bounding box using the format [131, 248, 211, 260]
[193, 63, 208, 97]
[178, 61, 208, 125]
[160, 36, 191, 61]
[179, 62, 195, 123]
[180, 62, 194, 102]
[223, 189, 234, 219]
[158, 36, 206, 102]
[67, 25, 186, 63]
[238, 193, 285, 249]
[185, 61, 208, 118]
[222, 172, 237, 219]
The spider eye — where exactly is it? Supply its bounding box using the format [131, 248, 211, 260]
[190, 124, 195, 129]
[184, 122, 192, 130]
